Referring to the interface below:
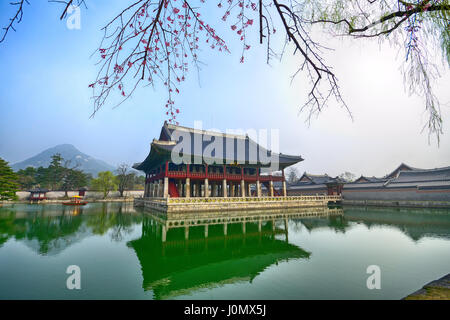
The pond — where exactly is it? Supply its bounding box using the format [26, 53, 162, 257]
[0, 202, 449, 299]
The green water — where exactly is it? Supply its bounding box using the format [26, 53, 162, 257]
[0, 202, 449, 300]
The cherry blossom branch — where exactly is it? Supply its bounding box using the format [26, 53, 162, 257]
[0, 0, 29, 43]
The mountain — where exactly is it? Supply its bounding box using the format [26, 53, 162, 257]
[11, 144, 116, 176]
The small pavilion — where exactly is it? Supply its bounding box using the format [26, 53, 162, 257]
[28, 188, 48, 202]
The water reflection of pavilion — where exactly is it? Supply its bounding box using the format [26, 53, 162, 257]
[142, 207, 344, 242]
[128, 208, 343, 299]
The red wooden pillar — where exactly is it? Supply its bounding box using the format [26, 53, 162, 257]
[205, 163, 208, 177]
[187, 163, 190, 177]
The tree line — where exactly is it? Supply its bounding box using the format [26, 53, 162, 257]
[0, 154, 145, 200]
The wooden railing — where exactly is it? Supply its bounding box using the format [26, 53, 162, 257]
[138, 195, 341, 204]
[146, 170, 285, 183]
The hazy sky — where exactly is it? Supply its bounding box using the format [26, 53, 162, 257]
[0, 1, 449, 178]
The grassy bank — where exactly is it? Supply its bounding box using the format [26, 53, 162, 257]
[404, 274, 450, 300]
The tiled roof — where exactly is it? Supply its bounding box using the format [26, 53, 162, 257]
[392, 166, 450, 183]
[384, 163, 424, 179]
[355, 175, 386, 183]
[344, 165, 450, 190]
[296, 173, 341, 185]
[134, 122, 304, 171]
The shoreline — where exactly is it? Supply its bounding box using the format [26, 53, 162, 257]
[403, 274, 450, 300]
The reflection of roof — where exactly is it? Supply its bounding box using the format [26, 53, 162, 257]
[343, 206, 450, 241]
[128, 218, 310, 299]
[133, 122, 303, 172]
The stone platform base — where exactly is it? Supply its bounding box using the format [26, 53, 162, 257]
[134, 195, 341, 213]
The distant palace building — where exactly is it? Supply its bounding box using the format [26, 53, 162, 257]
[343, 163, 450, 203]
[133, 122, 304, 199]
[287, 173, 345, 196]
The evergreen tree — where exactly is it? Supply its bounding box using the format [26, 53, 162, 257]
[47, 153, 64, 190]
[16, 167, 37, 190]
[0, 158, 19, 200]
[61, 168, 89, 198]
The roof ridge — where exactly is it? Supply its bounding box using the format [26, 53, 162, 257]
[398, 166, 450, 174]
[165, 123, 248, 139]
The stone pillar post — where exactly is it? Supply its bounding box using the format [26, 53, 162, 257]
[178, 179, 183, 197]
[157, 180, 162, 197]
[242, 222, 246, 234]
[185, 226, 189, 240]
[152, 182, 157, 197]
[269, 180, 274, 197]
[241, 179, 245, 197]
[247, 183, 251, 197]
[283, 180, 287, 197]
[256, 180, 261, 198]
[258, 220, 262, 232]
[204, 225, 209, 238]
[212, 182, 217, 197]
[185, 178, 190, 198]
[204, 178, 209, 198]
[222, 179, 227, 198]
[163, 177, 169, 198]
[231, 183, 235, 198]
[224, 223, 228, 235]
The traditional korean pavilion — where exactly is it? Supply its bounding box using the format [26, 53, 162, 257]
[133, 122, 304, 198]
